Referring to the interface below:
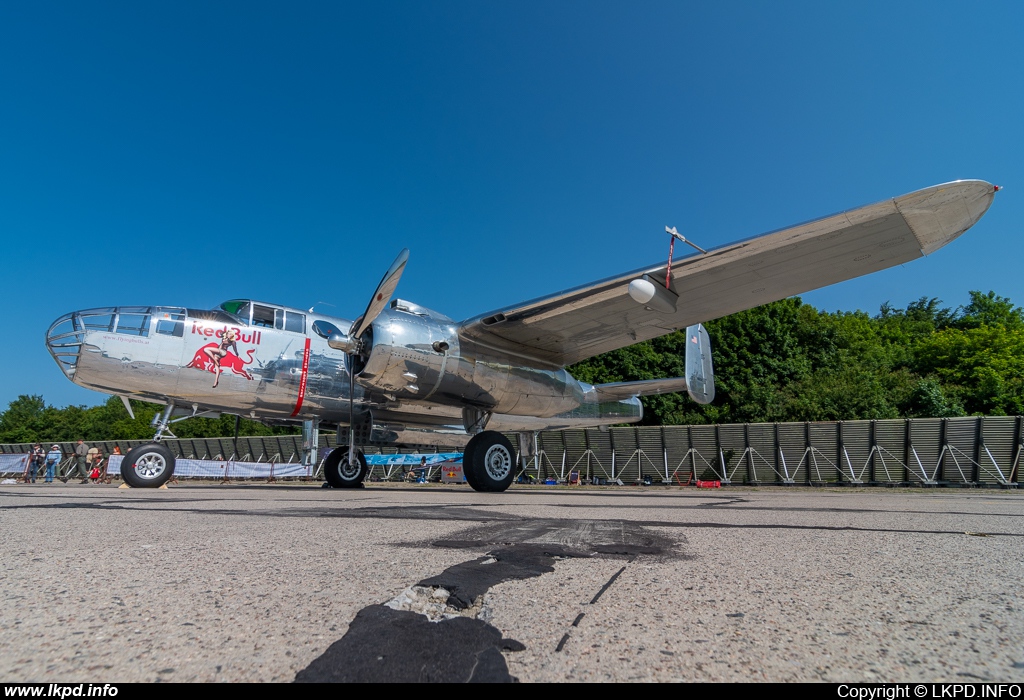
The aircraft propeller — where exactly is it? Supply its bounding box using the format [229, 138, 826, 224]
[334, 249, 410, 468]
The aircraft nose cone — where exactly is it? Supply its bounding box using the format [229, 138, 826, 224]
[45, 312, 84, 380]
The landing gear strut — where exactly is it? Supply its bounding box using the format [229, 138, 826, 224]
[462, 431, 515, 493]
[120, 403, 178, 488]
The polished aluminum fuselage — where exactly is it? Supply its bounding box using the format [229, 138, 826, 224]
[45, 301, 642, 448]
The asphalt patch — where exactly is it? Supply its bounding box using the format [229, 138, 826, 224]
[419, 547, 556, 610]
[295, 515, 679, 683]
[295, 605, 522, 683]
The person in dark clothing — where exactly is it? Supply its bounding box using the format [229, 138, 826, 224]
[25, 443, 44, 483]
[74, 440, 90, 484]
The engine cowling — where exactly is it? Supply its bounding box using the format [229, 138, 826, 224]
[355, 300, 585, 417]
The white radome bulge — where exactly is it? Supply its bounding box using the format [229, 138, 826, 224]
[627, 278, 657, 305]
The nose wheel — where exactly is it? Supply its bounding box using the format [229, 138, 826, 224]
[121, 443, 176, 488]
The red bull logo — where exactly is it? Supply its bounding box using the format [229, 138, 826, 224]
[186, 324, 261, 387]
[187, 343, 255, 381]
[190, 323, 262, 345]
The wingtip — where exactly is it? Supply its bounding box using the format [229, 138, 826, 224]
[896, 180, 997, 255]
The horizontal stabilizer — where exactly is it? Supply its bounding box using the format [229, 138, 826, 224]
[593, 377, 691, 401]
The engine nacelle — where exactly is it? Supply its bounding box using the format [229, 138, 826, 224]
[356, 300, 585, 417]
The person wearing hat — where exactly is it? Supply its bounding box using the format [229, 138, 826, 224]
[25, 443, 45, 483]
[45, 444, 62, 484]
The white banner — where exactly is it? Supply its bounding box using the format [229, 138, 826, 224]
[0, 454, 29, 475]
[108, 454, 314, 479]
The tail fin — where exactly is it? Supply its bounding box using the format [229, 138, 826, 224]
[592, 324, 715, 405]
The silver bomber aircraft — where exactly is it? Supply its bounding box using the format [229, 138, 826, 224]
[45, 180, 998, 491]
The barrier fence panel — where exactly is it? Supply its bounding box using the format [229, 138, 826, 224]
[777, 423, 806, 484]
[980, 416, 1019, 486]
[874, 420, 908, 484]
[716, 424, 744, 483]
[1, 416, 1020, 487]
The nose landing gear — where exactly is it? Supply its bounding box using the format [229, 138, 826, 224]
[119, 402, 179, 488]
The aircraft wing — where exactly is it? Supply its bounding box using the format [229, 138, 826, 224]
[457, 180, 997, 368]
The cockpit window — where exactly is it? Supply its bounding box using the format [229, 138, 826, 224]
[217, 300, 304, 332]
[250, 304, 274, 328]
[220, 300, 248, 316]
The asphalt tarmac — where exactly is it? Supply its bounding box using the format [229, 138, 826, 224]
[1, 482, 1022, 683]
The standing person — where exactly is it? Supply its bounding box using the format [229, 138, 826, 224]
[45, 444, 62, 484]
[74, 440, 90, 484]
[25, 443, 44, 483]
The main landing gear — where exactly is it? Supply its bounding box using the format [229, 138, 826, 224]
[322, 447, 368, 488]
[462, 430, 515, 493]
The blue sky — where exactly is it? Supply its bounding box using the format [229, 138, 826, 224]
[1, 1, 1021, 410]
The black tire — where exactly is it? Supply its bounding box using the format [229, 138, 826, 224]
[463, 431, 515, 493]
[323, 448, 367, 488]
[461, 437, 480, 489]
[121, 443, 175, 488]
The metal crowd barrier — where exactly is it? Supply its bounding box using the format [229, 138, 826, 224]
[1, 416, 1020, 487]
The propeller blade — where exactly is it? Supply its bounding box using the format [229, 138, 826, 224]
[348, 362, 356, 468]
[350, 248, 409, 339]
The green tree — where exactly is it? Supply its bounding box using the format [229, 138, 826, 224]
[0, 395, 58, 444]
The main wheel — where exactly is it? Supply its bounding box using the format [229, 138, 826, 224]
[323, 448, 367, 488]
[463, 431, 515, 493]
[461, 438, 480, 489]
[121, 443, 175, 488]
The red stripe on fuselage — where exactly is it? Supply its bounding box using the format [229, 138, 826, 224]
[289, 338, 311, 417]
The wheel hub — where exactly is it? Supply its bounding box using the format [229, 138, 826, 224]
[135, 453, 167, 479]
[483, 445, 511, 480]
[339, 456, 360, 479]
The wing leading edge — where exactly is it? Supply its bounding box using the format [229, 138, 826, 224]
[458, 180, 997, 368]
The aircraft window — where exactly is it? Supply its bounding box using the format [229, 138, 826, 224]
[312, 320, 341, 339]
[274, 308, 284, 330]
[155, 319, 184, 337]
[81, 314, 115, 332]
[154, 313, 185, 337]
[115, 313, 151, 337]
[234, 303, 251, 324]
[220, 300, 248, 316]
[285, 312, 305, 334]
[252, 304, 276, 328]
